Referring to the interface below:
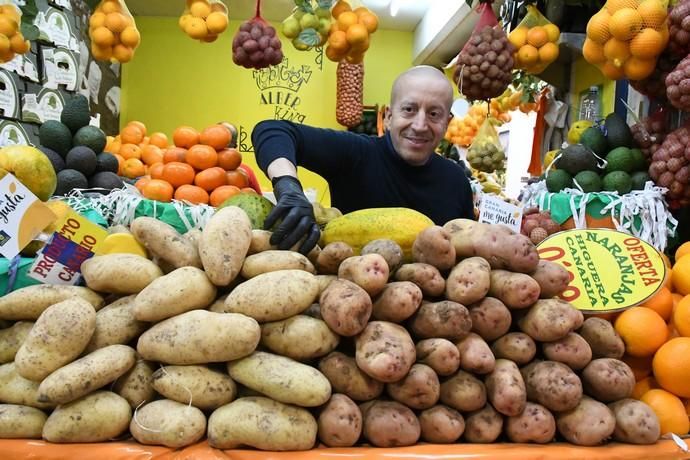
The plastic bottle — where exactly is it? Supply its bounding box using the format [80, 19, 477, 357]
[578, 86, 601, 122]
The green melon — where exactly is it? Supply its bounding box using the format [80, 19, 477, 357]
[218, 192, 275, 229]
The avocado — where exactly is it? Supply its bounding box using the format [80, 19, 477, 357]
[95, 152, 119, 174]
[605, 147, 635, 173]
[629, 148, 647, 171]
[38, 120, 73, 157]
[631, 171, 651, 190]
[39, 146, 65, 173]
[605, 113, 633, 149]
[217, 192, 275, 229]
[61, 94, 91, 133]
[65, 146, 97, 177]
[89, 171, 124, 193]
[54, 169, 88, 196]
[602, 171, 633, 195]
[555, 144, 600, 175]
[580, 126, 608, 157]
[574, 170, 602, 192]
[73, 125, 106, 154]
[546, 169, 573, 193]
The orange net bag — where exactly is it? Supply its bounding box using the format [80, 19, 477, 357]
[179, 0, 229, 43]
[0, 4, 30, 63]
[88, 0, 141, 63]
[508, 5, 560, 75]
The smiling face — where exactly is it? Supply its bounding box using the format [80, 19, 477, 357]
[385, 66, 453, 166]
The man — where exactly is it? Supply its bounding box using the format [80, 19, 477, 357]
[252, 65, 474, 254]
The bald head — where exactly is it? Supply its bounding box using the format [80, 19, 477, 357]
[390, 66, 453, 111]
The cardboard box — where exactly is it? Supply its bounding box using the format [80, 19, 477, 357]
[0, 120, 40, 147]
[34, 5, 80, 52]
[0, 69, 24, 121]
[22, 81, 66, 123]
[40, 45, 79, 91]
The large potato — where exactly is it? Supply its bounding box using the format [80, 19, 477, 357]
[439, 370, 487, 412]
[261, 315, 339, 361]
[113, 358, 156, 408]
[133, 267, 217, 322]
[386, 364, 440, 410]
[505, 402, 556, 444]
[361, 239, 404, 273]
[208, 397, 317, 451]
[415, 338, 460, 376]
[0, 363, 54, 410]
[412, 225, 456, 271]
[530, 260, 570, 298]
[315, 275, 337, 296]
[130, 399, 206, 448]
[581, 358, 635, 402]
[491, 332, 536, 365]
[489, 270, 541, 309]
[441, 219, 478, 259]
[372, 281, 422, 323]
[42, 391, 131, 443]
[338, 254, 389, 296]
[151, 365, 236, 411]
[0, 321, 33, 363]
[394, 263, 445, 297]
[137, 310, 260, 364]
[356, 321, 416, 383]
[578, 317, 625, 359]
[463, 404, 503, 443]
[609, 399, 660, 444]
[456, 333, 495, 374]
[556, 396, 616, 446]
[81, 254, 163, 294]
[130, 217, 201, 269]
[316, 242, 354, 274]
[418, 405, 465, 443]
[485, 359, 526, 416]
[317, 394, 362, 447]
[228, 351, 331, 407]
[469, 297, 511, 342]
[199, 206, 252, 286]
[247, 229, 272, 254]
[241, 250, 315, 279]
[320, 279, 372, 336]
[15, 297, 96, 381]
[37, 345, 136, 405]
[0, 285, 103, 320]
[523, 361, 583, 412]
[445, 257, 490, 305]
[518, 298, 584, 342]
[361, 400, 420, 447]
[223, 270, 320, 322]
[542, 332, 592, 370]
[85, 295, 147, 352]
[409, 300, 472, 340]
[0, 404, 46, 439]
[318, 352, 383, 401]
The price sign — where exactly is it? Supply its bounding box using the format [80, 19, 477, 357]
[478, 195, 523, 233]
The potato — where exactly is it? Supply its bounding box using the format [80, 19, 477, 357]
[208, 396, 317, 450]
[113, 358, 157, 408]
[445, 257, 490, 305]
[386, 363, 440, 409]
[137, 310, 259, 364]
[317, 394, 362, 447]
[248, 229, 272, 254]
[581, 358, 635, 402]
[518, 298, 584, 342]
[394, 263, 445, 297]
[491, 332, 536, 365]
[261, 315, 339, 361]
[15, 297, 96, 381]
[199, 206, 252, 286]
[151, 365, 235, 411]
[228, 351, 331, 407]
[42, 391, 132, 443]
[0, 285, 103, 320]
[439, 370, 487, 412]
[81, 254, 163, 294]
[223, 270, 320, 322]
[133, 267, 216, 322]
[542, 332, 592, 370]
[320, 279, 372, 336]
[418, 405, 464, 443]
[372, 281, 422, 322]
[338, 254, 389, 296]
[469, 297, 511, 341]
[318, 352, 383, 401]
[415, 338, 460, 376]
[85, 295, 147, 352]
[316, 242, 354, 274]
[0, 404, 46, 439]
[361, 400, 420, 447]
[441, 218, 478, 259]
[530, 260, 570, 298]
[505, 402, 556, 443]
[456, 332, 495, 374]
[0, 363, 54, 410]
[361, 239, 404, 273]
[241, 250, 315, 279]
[315, 275, 337, 296]
[412, 225, 456, 271]
[355, 321, 416, 383]
[485, 359, 526, 416]
[488, 270, 541, 309]
[556, 396, 616, 446]
[0, 321, 33, 363]
[608, 398, 660, 444]
[523, 361, 583, 412]
[463, 404, 503, 443]
[130, 217, 201, 269]
[410, 300, 472, 340]
[578, 317, 625, 359]
[130, 399, 206, 448]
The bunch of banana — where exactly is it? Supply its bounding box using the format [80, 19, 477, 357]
[494, 88, 523, 113]
[474, 171, 503, 194]
[313, 202, 343, 227]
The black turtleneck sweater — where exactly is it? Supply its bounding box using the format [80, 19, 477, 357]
[252, 120, 474, 225]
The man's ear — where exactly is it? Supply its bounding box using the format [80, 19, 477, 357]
[383, 106, 391, 130]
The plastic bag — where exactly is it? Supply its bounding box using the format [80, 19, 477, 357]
[509, 5, 560, 74]
[336, 60, 363, 127]
[0, 3, 29, 63]
[453, 3, 514, 101]
[466, 117, 506, 172]
[325, 0, 379, 63]
[179, 0, 229, 43]
[281, 0, 334, 52]
[88, 0, 141, 63]
[232, 0, 284, 69]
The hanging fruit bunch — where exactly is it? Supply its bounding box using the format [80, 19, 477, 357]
[508, 5, 560, 75]
[665, 54, 690, 111]
[648, 122, 690, 208]
[0, 4, 30, 63]
[445, 90, 520, 147]
[325, 0, 379, 64]
[89, 0, 141, 63]
[667, 0, 690, 57]
[179, 0, 229, 43]
[281, 0, 334, 51]
[232, 0, 283, 69]
[629, 50, 680, 101]
[336, 60, 364, 127]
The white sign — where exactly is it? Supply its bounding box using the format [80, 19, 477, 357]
[478, 194, 523, 233]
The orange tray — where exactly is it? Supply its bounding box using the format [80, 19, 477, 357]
[0, 439, 688, 460]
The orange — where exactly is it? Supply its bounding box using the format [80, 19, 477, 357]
[120, 26, 140, 48]
[91, 43, 112, 61]
[226, 169, 249, 188]
[127, 121, 147, 136]
[606, 0, 639, 14]
[100, 0, 122, 14]
[194, 166, 227, 192]
[538, 42, 559, 63]
[173, 126, 199, 148]
[338, 11, 359, 31]
[113, 44, 133, 63]
[327, 30, 349, 53]
[609, 8, 643, 40]
[630, 28, 664, 59]
[527, 26, 548, 48]
[184, 17, 207, 39]
[179, 13, 192, 31]
[622, 353, 653, 381]
[210, 185, 241, 207]
[142, 179, 174, 203]
[121, 124, 145, 144]
[0, 35, 11, 56]
[148, 132, 168, 149]
[653, 337, 690, 398]
[614, 306, 668, 357]
[509, 26, 528, 48]
[671, 256, 690, 295]
[672, 292, 684, 308]
[640, 389, 690, 435]
[134, 176, 150, 193]
[325, 45, 346, 62]
[174, 184, 209, 205]
[331, 0, 352, 19]
[119, 143, 142, 160]
[517, 44, 539, 66]
[0, 5, 20, 22]
[543, 23, 560, 43]
[148, 162, 164, 180]
[603, 38, 630, 67]
[676, 242, 690, 262]
[186, 144, 218, 170]
[358, 12, 378, 34]
[205, 11, 228, 34]
[141, 144, 163, 166]
[217, 148, 242, 171]
[587, 10, 612, 44]
[660, 252, 672, 269]
[0, 16, 17, 37]
[601, 61, 625, 80]
[199, 124, 231, 150]
[632, 376, 658, 399]
[673, 295, 690, 337]
[122, 158, 145, 179]
[345, 23, 368, 46]
[241, 187, 258, 194]
[190, 1, 212, 19]
[105, 12, 127, 34]
[637, 0, 667, 29]
[583, 38, 606, 64]
[90, 11, 106, 28]
[640, 286, 674, 321]
[161, 161, 195, 188]
[163, 147, 187, 164]
[91, 26, 115, 47]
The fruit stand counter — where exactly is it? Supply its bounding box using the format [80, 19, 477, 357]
[0, 439, 688, 460]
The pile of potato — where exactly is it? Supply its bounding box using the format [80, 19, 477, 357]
[0, 209, 662, 450]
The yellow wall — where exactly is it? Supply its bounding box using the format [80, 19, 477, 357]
[120, 17, 413, 204]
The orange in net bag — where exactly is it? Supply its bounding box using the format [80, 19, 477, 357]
[179, 0, 229, 43]
[0, 4, 30, 63]
[325, 0, 379, 64]
[583, 0, 669, 81]
[89, 0, 141, 63]
[509, 5, 560, 75]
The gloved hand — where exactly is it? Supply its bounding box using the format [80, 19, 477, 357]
[264, 175, 320, 254]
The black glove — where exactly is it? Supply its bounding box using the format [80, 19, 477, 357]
[264, 175, 320, 254]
